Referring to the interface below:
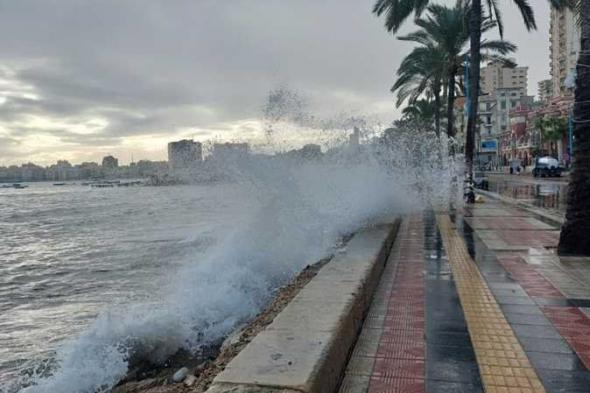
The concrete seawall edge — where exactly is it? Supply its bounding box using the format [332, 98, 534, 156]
[206, 219, 401, 393]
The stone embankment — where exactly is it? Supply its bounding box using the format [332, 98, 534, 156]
[206, 221, 399, 393]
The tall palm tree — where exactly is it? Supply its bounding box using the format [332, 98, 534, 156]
[373, 0, 565, 184]
[392, 44, 445, 135]
[397, 3, 516, 140]
[558, 0, 590, 255]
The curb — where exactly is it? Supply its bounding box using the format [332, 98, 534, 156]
[205, 220, 400, 393]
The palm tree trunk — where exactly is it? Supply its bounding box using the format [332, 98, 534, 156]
[558, 0, 590, 256]
[465, 0, 482, 183]
[446, 68, 457, 139]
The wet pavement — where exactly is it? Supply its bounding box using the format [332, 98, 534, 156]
[485, 177, 568, 213]
[340, 199, 590, 393]
[455, 203, 590, 393]
[424, 213, 484, 392]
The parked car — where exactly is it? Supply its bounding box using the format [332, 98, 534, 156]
[533, 156, 562, 177]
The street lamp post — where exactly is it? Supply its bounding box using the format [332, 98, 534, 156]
[568, 107, 574, 166]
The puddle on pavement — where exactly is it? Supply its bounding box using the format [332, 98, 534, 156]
[485, 179, 568, 213]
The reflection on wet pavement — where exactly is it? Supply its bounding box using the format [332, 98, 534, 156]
[486, 179, 568, 212]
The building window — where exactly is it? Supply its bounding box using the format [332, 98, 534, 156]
[501, 100, 507, 110]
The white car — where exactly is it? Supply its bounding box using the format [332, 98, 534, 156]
[533, 156, 562, 177]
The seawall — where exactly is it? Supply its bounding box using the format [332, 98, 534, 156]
[205, 220, 400, 393]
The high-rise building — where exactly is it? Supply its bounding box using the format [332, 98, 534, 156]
[538, 80, 554, 103]
[102, 155, 119, 169]
[211, 142, 249, 162]
[349, 127, 360, 148]
[549, 6, 581, 97]
[480, 60, 528, 95]
[167, 139, 202, 170]
[475, 87, 534, 166]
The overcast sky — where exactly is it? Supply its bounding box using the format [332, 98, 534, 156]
[0, 0, 552, 165]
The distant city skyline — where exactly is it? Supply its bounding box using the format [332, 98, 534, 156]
[0, 1, 553, 166]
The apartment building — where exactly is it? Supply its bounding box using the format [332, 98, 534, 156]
[480, 60, 528, 96]
[549, 6, 581, 97]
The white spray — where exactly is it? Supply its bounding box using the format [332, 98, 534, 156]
[9, 89, 457, 393]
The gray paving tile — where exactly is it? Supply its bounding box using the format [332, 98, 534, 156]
[538, 369, 590, 393]
[494, 295, 536, 305]
[488, 282, 522, 290]
[427, 359, 481, 384]
[512, 324, 563, 340]
[528, 351, 587, 371]
[501, 304, 544, 315]
[518, 337, 573, 355]
[504, 312, 552, 326]
[425, 380, 483, 393]
[490, 287, 528, 297]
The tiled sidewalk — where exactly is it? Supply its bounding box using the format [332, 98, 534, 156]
[340, 214, 484, 393]
[459, 201, 590, 392]
[339, 200, 590, 393]
[339, 216, 427, 393]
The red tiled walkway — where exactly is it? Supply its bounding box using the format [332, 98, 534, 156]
[370, 217, 426, 392]
[339, 216, 426, 393]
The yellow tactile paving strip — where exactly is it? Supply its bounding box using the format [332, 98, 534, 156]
[437, 214, 546, 393]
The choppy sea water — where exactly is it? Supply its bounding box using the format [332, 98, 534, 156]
[0, 147, 446, 393]
[0, 182, 250, 391]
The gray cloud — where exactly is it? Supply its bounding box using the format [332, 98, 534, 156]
[0, 0, 551, 165]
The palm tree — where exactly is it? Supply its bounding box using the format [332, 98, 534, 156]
[373, 0, 565, 184]
[536, 117, 567, 158]
[397, 3, 515, 140]
[401, 99, 438, 124]
[558, 0, 590, 256]
[392, 44, 445, 135]
[373, 0, 590, 255]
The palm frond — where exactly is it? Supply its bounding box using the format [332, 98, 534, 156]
[479, 39, 517, 55]
[511, 0, 537, 30]
[372, 0, 431, 33]
[486, 0, 504, 37]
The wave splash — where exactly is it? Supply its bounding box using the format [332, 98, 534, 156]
[10, 101, 457, 393]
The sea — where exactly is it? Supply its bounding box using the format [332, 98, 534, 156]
[0, 146, 448, 393]
[0, 182, 253, 392]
